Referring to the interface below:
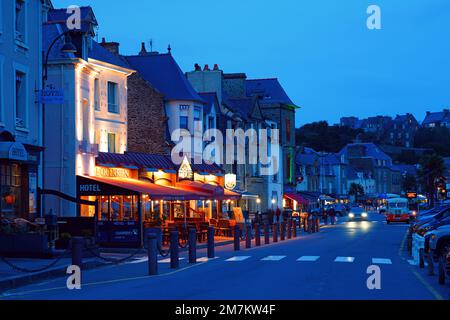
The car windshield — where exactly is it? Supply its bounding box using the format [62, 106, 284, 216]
[389, 202, 407, 208]
[350, 207, 364, 214]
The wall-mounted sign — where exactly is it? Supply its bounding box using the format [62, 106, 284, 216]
[95, 166, 131, 179]
[224, 173, 237, 190]
[39, 89, 64, 104]
[0, 142, 28, 161]
[406, 192, 418, 199]
[178, 156, 194, 181]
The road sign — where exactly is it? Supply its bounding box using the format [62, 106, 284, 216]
[406, 192, 418, 199]
[39, 89, 64, 104]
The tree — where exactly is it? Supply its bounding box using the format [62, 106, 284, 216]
[349, 183, 365, 203]
[402, 174, 418, 193]
[418, 155, 446, 208]
[414, 127, 450, 157]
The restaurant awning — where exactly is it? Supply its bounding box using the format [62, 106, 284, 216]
[80, 176, 209, 201]
[284, 193, 309, 205]
[176, 181, 241, 200]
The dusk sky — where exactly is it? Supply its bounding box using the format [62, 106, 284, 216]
[54, 0, 450, 127]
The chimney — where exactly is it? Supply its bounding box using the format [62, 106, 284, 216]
[139, 42, 148, 56]
[100, 37, 120, 55]
[444, 109, 449, 114]
[213, 64, 219, 71]
[204, 64, 210, 71]
[194, 63, 201, 71]
[426, 111, 431, 116]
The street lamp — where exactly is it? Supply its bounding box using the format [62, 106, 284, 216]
[40, 31, 77, 217]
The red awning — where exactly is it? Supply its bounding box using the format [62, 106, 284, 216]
[82, 176, 209, 201]
[284, 193, 309, 206]
[176, 181, 241, 200]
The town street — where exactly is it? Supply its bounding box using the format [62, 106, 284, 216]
[1, 213, 448, 300]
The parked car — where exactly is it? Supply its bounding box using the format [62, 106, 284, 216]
[410, 206, 450, 235]
[348, 207, 368, 221]
[427, 225, 450, 285]
[333, 204, 347, 217]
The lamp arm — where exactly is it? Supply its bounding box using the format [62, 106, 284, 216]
[43, 30, 73, 83]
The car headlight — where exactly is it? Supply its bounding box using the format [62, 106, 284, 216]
[362, 213, 368, 218]
[349, 213, 355, 218]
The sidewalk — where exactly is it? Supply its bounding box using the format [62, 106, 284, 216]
[0, 237, 234, 292]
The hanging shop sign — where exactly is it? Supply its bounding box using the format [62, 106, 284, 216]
[224, 173, 237, 190]
[178, 156, 194, 181]
[38, 88, 64, 105]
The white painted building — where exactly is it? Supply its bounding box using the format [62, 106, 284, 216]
[43, 7, 134, 217]
[0, 0, 51, 220]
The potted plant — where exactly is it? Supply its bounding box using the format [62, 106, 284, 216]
[56, 233, 72, 250]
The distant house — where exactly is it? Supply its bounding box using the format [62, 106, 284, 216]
[340, 117, 360, 129]
[422, 109, 450, 128]
[386, 113, 420, 148]
[346, 166, 376, 195]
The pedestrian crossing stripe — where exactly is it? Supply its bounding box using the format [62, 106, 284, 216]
[297, 256, 320, 262]
[335, 257, 355, 263]
[372, 258, 392, 265]
[261, 256, 286, 261]
[225, 256, 251, 262]
[158, 257, 186, 264]
[197, 257, 219, 262]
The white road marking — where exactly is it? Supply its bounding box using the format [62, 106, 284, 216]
[197, 257, 219, 262]
[408, 260, 417, 266]
[335, 257, 355, 263]
[225, 256, 251, 262]
[372, 258, 393, 265]
[127, 257, 148, 264]
[158, 257, 186, 264]
[297, 256, 320, 262]
[261, 256, 286, 261]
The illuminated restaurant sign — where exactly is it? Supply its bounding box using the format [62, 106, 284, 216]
[95, 166, 132, 179]
[224, 173, 237, 190]
[178, 157, 194, 181]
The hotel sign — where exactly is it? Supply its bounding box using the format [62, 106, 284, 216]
[95, 166, 131, 179]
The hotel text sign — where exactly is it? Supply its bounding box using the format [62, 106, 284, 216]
[95, 167, 131, 178]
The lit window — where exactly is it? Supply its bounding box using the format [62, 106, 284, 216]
[107, 133, 116, 153]
[107, 82, 119, 113]
[180, 116, 189, 130]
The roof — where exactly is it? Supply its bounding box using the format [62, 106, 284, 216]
[339, 143, 392, 162]
[89, 41, 130, 69]
[42, 24, 76, 60]
[47, 7, 97, 35]
[124, 54, 204, 103]
[246, 78, 296, 106]
[96, 152, 223, 175]
[198, 92, 219, 115]
[223, 96, 257, 121]
[391, 164, 418, 176]
[423, 110, 450, 125]
[296, 153, 317, 166]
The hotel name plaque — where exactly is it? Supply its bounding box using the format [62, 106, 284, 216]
[96, 166, 132, 179]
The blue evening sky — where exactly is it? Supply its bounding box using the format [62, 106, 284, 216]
[54, 0, 450, 127]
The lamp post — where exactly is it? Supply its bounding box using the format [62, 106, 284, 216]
[40, 31, 77, 217]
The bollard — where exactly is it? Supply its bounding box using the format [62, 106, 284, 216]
[234, 225, 240, 251]
[246, 224, 252, 249]
[287, 220, 292, 239]
[255, 223, 261, 247]
[419, 248, 425, 269]
[264, 224, 270, 245]
[280, 222, 286, 241]
[170, 231, 179, 269]
[316, 218, 320, 233]
[147, 234, 158, 275]
[273, 223, 278, 243]
[188, 228, 197, 264]
[207, 226, 215, 259]
[293, 220, 297, 238]
[427, 254, 435, 276]
[71, 237, 84, 268]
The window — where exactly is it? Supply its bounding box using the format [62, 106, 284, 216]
[15, 71, 26, 128]
[194, 108, 201, 122]
[107, 82, 118, 113]
[107, 133, 116, 153]
[15, 0, 26, 43]
[94, 79, 100, 111]
[180, 116, 189, 130]
[1, 163, 23, 217]
[286, 118, 291, 142]
[208, 116, 215, 130]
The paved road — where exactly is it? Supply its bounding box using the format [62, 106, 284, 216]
[1, 213, 449, 300]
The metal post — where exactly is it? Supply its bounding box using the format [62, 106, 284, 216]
[293, 220, 297, 238]
[246, 224, 252, 249]
[273, 223, 278, 243]
[207, 226, 215, 259]
[255, 223, 261, 247]
[170, 231, 179, 269]
[147, 234, 158, 276]
[188, 228, 197, 264]
[264, 224, 270, 245]
[280, 222, 286, 241]
[234, 225, 240, 251]
[427, 254, 435, 276]
[71, 237, 84, 268]
[287, 219, 292, 239]
[419, 248, 425, 269]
